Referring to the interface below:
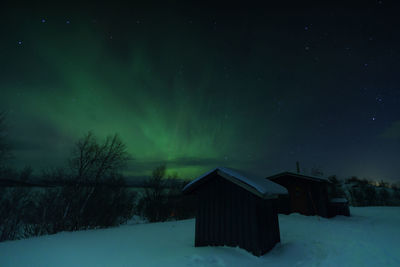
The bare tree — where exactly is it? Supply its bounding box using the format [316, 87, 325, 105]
[138, 165, 168, 222]
[0, 131, 136, 241]
[138, 165, 194, 221]
[146, 165, 167, 201]
[69, 131, 131, 182]
[64, 132, 132, 229]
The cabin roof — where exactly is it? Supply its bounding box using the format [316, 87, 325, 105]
[183, 167, 288, 199]
[266, 171, 331, 183]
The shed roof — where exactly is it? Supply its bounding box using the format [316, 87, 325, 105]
[183, 167, 288, 199]
[267, 171, 331, 183]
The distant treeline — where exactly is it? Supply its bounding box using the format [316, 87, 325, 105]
[0, 176, 186, 188]
[328, 175, 400, 207]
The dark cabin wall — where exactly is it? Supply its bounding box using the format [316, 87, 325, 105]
[257, 196, 281, 253]
[271, 176, 330, 217]
[311, 184, 329, 218]
[194, 173, 280, 256]
[273, 194, 290, 214]
[285, 179, 314, 215]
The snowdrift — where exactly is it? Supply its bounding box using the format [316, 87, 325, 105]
[0, 207, 399, 267]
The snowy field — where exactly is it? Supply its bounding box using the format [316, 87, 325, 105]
[0, 207, 399, 267]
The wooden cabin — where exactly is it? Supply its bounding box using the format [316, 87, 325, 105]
[267, 172, 332, 218]
[182, 167, 288, 256]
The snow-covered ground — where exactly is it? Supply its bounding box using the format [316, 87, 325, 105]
[1, 207, 399, 267]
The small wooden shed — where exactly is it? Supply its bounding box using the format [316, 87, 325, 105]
[267, 172, 332, 218]
[182, 167, 288, 256]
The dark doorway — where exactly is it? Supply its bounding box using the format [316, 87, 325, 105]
[291, 186, 308, 214]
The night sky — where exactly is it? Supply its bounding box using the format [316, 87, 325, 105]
[1, 2, 399, 182]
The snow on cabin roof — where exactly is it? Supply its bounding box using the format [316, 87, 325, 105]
[182, 167, 288, 199]
[267, 171, 331, 183]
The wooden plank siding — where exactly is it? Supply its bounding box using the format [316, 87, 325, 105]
[269, 175, 331, 218]
[193, 174, 281, 256]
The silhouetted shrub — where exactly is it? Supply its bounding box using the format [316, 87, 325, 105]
[0, 175, 137, 242]
[348, 186, 365, 206]
[345, 176, 361, 184]
[137, 166, 196, 222]
[0, 187, 34, 241]
[364, 185, 377, 206]
[137, 165, 169, 222]
[378, 187, 390, 206]
[0, 131, 136, 242]
[328, 175, 346, 198]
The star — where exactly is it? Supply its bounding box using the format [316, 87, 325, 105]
[66, 20, 70, 24]
[41, 19, 46, 23]
[18, 41, 22, 45]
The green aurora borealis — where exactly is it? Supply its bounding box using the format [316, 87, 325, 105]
[1, 4, 400, 181]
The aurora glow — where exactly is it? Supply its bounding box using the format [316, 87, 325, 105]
[1, 3, 399, 181]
